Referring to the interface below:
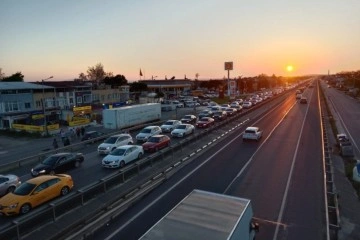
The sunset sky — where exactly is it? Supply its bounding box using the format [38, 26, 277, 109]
[0, 0, 359, 82]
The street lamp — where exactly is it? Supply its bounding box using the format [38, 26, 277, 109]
[42, 76, 53, 136]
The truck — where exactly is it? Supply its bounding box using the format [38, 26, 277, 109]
[140, 189, 259, 240]
[102, 103, 161, 129]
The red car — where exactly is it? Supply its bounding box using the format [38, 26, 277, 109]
[142, 135, 171, 152]
[196, 117, 215, 128]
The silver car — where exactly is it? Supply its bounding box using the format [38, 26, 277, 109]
[0, 174, 21, 196]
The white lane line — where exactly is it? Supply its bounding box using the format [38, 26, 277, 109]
[103, 102, 294, 240]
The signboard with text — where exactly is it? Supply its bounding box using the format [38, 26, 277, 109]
[224, 62, 233, 70]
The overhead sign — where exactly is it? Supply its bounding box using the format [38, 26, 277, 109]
[224, 62, 233, 70]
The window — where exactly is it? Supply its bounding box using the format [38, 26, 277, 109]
[25, 102, 31, 109]
[4, 101, 19, 112]
[77, 96, 82, 103]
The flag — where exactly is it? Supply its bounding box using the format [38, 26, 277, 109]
[140, 69, 143, 77]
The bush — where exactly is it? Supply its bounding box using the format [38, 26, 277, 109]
[0, 129, 43, 138]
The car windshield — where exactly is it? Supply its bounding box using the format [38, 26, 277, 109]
[13, 182, 36, 196]
[176, 125, 186, 129]
[104, 137, 117, 144]
[141, 128, 151, 133]
[245, 130, 255, 134]
[42, 155, 60, 166]
[183, 116, 191, 119]
[200, 117, 209, 121]
[110, 148, 126, 156]
[164, 121, 174, 125]
[148, 137, 160, 143]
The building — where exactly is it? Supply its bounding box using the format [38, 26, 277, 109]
[139, 79, 193, 98]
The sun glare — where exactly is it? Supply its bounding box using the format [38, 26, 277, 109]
[286, 65, 294, 72]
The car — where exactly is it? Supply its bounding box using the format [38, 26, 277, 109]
[196, 117, 215, 128]
[242, 101, 252, 109]
[211, 106, 221, 112]
[299, 97, 308, 104]
[230, 104, 242, 111]
[31, 152, 84, 177]
[142, 135, 171, 152]
[296, 93, 302, 99]
[198, 110, 214, 119]
[136, 126, 162, 143]
[81, 131, 104, 142]
[225, 108, 237, 116]
[171, 124, 195, 138]
[102, 145, 144, 168]
[0, 174, 21, 197]
[243, 127, 262, 142]
[180, 115, 197, 124]
[212, 111, 227, 121]
[171, 101, 184, 108]
[221, 104, 231, 108]
[0, 174, 74, 216]
[160, 120, 182, 133]
[97, 133, 134, 155]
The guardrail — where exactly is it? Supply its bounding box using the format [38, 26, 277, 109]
[0, 90, 292, 239]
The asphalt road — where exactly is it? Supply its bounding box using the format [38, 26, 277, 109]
[89, 83, 326, 240]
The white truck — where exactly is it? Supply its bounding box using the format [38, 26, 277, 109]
[140, 189, 259, 240]
[102, 103, 161, 129]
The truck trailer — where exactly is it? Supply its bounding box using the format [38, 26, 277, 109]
[102, 103, 161, 129]
[140, 189, 259, 240]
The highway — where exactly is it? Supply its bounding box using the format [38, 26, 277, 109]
[87, 81, 326, 240]
[0, 80, 330, 240]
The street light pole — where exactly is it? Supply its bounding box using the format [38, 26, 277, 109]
[42, 76, 53, 136]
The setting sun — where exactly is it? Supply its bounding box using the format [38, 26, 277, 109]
[286, 65, 294, 72]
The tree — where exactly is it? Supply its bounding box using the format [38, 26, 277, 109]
[2, 72, 24, 82]
[78, 72, 87, 81]
[87, 63, 106, 82]
[130, 81, 148, 92]
[103, 74, 128, 87]
[0, 68, 5, 80]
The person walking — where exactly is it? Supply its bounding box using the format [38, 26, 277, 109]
[53, 138, 58, 149]
[76, 127, 81, 138]
[81, 126, 85, 136]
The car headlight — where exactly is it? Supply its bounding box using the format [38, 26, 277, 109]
[39, 170, 46, 173]
[9, 203, 19, 209]
[106, 146, 110, 150]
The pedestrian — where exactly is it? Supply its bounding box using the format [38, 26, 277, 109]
[70, 128, 76, 141]
[81, 126, 85, 136]
[63, 137, 70, 146]
[76, 127, 80, 138]
[52, 138, 58, 149]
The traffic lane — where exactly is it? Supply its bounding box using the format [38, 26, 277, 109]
[225, 99, 305, 239]
[279, 83, 325, 240]
[323, 84, 360, 155]
[92, 128, 263, 240]
[91, 95, 298, 239]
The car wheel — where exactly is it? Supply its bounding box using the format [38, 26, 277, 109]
[60, 186, 70, 196]
[74, 161, 81, 168]
[20, 203, 31, 215]
[138, 153, 143, 159]
[120, 160, 126, 168]
[50, 170, 55, 175]
[6, 186, 16, 193]
[127, 142, 132, 145]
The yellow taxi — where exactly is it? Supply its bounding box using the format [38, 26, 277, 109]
[0, 174, 74, 216]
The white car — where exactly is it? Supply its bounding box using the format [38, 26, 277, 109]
[136, 126, 162, 143]
[97, 133, 134, 155]
[242, 101, 252, 109]
[0, 174, 21, 196]
[243, 127, 262, 141]
[160, 120, 182, 133]
[171, 124, 195, 138]
[102, 145, 144, 168]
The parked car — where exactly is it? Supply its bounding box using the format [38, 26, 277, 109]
[242, 101, 252, 109]
[0, 174, 21, 197]
[142, 135, 171, 152]
[160, 120, 182, 133]
[196, 117, 215, 128]
[243, 127, 262, 142]
[81, 131, 104, 142]
[180, 115, 197, 124]
[31, 152, 84, 177]
[102, 145, 144, 168]
[0, 174, 74, 216]
[225, 108, 237, 116]
[171, 124, 195, 138]
[212, 111, 227, 121]
[300, 97, 308, 104]
[136, 126, 162, 143]
[198, 110, 214, 119]
[171, 101, 184, 108]
[97, 133, 134, 155]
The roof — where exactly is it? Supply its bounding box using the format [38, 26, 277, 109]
[246, 127, 259, 131]
[140, 189, 251, 240]
[0, 81, 53, 90]
[27, 174, 69, 184]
